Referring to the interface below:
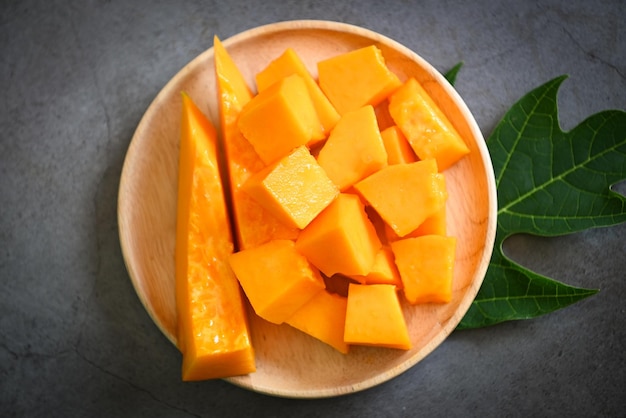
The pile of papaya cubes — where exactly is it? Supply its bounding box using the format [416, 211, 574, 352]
[176, 37, 470, 380]
[225, 41, 469, 353]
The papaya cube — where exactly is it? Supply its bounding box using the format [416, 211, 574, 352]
[388, 78, 470, 171]
[317, 105, 388, 191]
[354, 159, 447, 238]
[349, 247, 402, 287]
[242, 145, 339, 229]
[344, 283, 411, 350]
[238, 73, 325, 165]
[295, 193, 381, 277]
[256, 48, 340, 139]
[380, 125, 417, 165]
[286, 290, 350, 354]
[318, 45, 402, 115]
[391, 235, 456, 304]
[228, 240, 325, 324]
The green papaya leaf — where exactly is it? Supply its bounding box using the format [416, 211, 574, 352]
[457, 75, 626, 329]
[444, 62, 463, 85]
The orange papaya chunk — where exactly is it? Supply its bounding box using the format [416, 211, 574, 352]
[228, 240, 325, 324]
[256, 48, 340, 139]
[348, 246, 402, 287]
[175, 93, 255, 381]
[354, 159, 447, 237]
[344, 283, 411, 350]
[242, 145, 339, 229]
[295, 193, 381, 277]
[380, 125, 418, 165]
[214, 36, 299, 250]
[286, 290, 350, 354]
[238, 73, 325, 165]
[318, 45, 402, 115]
[391, 235, 456, 304]
[388, 77, 470, 171]
[316, 105, 388, 191]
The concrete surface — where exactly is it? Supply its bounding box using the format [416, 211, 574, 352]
[1, 0, 625, 417]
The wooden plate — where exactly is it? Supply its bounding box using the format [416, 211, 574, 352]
[118, 20, 497, 398]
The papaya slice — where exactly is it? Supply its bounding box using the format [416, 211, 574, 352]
[175, 93, 255, 381]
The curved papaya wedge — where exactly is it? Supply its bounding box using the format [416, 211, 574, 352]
[175, 92, 255, 381]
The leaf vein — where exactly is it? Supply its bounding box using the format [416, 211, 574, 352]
[494, 84, 557, 190]
[499, 115, 626, 216]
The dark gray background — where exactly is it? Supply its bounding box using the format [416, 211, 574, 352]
[1, 1, 624, 417]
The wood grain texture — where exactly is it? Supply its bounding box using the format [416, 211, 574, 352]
[117, 20, 497, 398]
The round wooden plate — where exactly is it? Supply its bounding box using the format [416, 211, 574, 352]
[118, 20, 497, 398]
